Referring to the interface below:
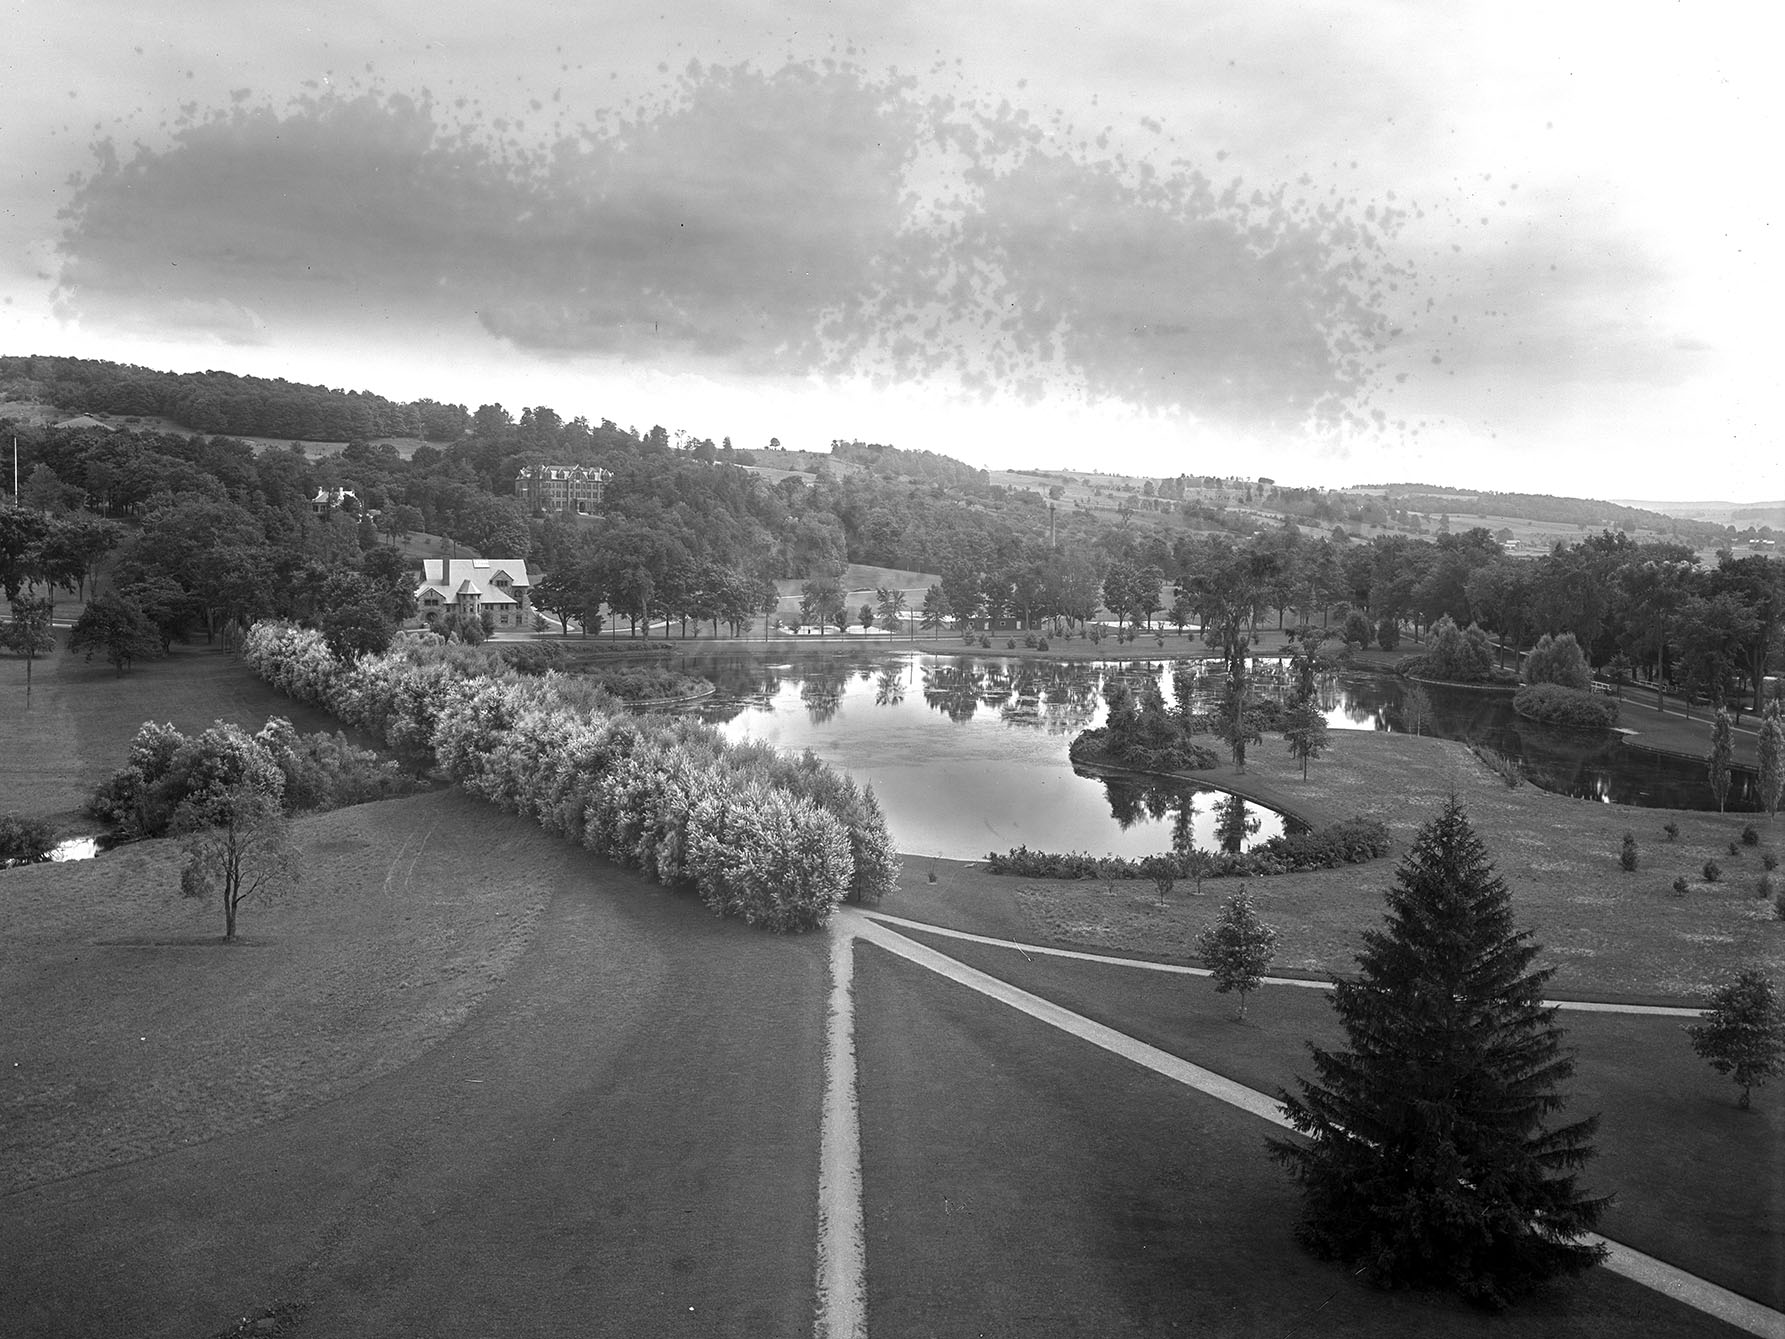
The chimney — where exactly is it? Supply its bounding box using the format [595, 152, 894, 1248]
[442, 555, 450, 587]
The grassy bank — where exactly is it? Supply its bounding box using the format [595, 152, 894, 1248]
[0, 640, 370, 824]
[857, 947, 1734, 1336]
[886, 926, 1784, 1310]
[0, 790, 557, 1193]
[883, 729, 1785, 1001]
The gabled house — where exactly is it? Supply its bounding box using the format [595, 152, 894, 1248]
[311, 486, 359, 515]
[414, 557, 534, 632]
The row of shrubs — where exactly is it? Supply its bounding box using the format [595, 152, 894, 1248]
[240, 622, 898, 930]
[985, 815, 1392, 880]
[1512, 682, 1620, 730]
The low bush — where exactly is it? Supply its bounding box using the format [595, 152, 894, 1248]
[1729, 840, 1742, 857]
[1470, 743, 1524, 788]
[1512, 683, 1619, 730]
[1760, 872, 1778, 901]
[1766, 851, 1779, 871]
[1775, 890, 1785, 920]
[1673, 875, 1690, 895]
[1664, 820, 1680, 842]
[88, 716, 425, 839]
[1037, 638, 1050, 651]
[1704, 859, 1723, 883]
[572, 665, 708, 702]
[1743, 825, 1761, 846]
[0, 814, 56, 866]
[1620, 833, 1638, 872]
[1007, 639, 1017, 649]
[985, 815, 1391, 881]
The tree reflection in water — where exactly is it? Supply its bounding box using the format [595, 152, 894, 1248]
[874, 666, 905, 708]
[1212, 792, 1261, 854]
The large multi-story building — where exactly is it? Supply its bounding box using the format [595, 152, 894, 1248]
[414, 556, 533, 632]
[514, 463, 612, 516]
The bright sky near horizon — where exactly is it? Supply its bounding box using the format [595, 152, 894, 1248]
[2, 2, 1778, 501]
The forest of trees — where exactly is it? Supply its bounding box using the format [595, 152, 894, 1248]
[2, 356, 1779, 710]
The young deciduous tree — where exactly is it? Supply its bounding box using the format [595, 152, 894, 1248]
[1757, 702, 1784, 821]
[1708, 708, 1734, 813]
[177, 783, 300, 941]
[0, 593, 56, 692]
[1271, 796, 1608, 1308]
[1281, 654, 1330, 780]
[1196, 887, 1278, 1019]
[69, 591, 166, 676]
[1686, 970, 1785, 1110]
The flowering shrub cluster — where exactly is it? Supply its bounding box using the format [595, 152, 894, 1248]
[985, 815, 1391, 880]
[241, 622, 897, 930]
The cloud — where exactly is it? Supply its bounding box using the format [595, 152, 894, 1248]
[52, 59, 1412, 433]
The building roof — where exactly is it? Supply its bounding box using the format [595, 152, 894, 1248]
[416, 557, 531, 608]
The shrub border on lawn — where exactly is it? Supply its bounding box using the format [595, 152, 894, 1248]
[240, 622, 898, 931]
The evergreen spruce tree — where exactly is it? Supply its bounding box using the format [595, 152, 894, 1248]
[1270, 796, 1608, 1307]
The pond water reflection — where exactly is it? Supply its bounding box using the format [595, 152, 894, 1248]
[665, 650, 1294, 861]
[643, 648, 1759, 860]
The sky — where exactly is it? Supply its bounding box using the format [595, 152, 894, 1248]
[2, 1, 1778, 501]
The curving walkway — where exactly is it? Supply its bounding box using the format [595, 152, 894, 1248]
[859, 910, 1710, 1017]
[824, 907, 1783, 1338]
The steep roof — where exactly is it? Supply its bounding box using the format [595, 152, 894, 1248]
[415, 557, 530, 607]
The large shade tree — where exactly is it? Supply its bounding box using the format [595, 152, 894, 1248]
[1271, 796, 1608, 1308]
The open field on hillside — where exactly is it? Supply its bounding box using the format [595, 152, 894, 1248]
[883, 729, 1785, 1002]
[0, 641, 380, 824]
[0, 790, 556, 1194]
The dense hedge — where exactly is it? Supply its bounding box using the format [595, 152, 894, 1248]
[1070, 725, 1219, 774]
[1512, 683, 1620, 730]
[240, 622, 897, 930]
[985, 815, 1392, 880]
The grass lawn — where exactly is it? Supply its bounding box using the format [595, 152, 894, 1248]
[882, 925, 1785, 1311]
[889, 729, 1785, 1002]
[0, 789, 556, 1194]
[855, 946, 1741, 1336]
[0, 640, 378, 825]
[3, 833, 826, 1339]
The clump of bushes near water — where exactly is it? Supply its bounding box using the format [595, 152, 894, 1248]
[240, 621, 898, 931]
[1512, 682, 1620, 730]
[0, 814, 56, 867]
[985, 815, 1391, 881]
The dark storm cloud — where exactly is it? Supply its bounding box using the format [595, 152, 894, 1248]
[53, 59, 1413, 430]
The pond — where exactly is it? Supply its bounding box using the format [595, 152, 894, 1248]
[645, 649, 1763, 862]
[660, 650, 1299, 862]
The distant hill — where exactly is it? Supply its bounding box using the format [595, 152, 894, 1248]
[1355, 483, 1731, 546]
[1613, 499, 1785, 527]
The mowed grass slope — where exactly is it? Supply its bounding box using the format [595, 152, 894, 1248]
[856, 947, 1739, 1337]
[1, 641, 371, 822]
[886, 927, 1785, 1312]
[0, 790, 556, 1193]
[916, 729, 1785, 1001]
[3, 808, 828, 1339]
